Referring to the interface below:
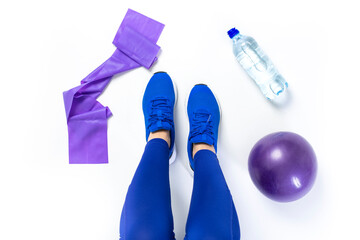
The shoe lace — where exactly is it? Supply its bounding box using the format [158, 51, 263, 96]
[148, 97, 173, 129]
[189, 111, 214, 142]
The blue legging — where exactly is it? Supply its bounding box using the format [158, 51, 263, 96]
[120, 138, 240, 240]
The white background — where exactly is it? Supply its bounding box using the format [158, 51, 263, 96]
[1, 0, 359, 239]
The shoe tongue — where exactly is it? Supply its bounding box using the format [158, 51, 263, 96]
[190, 134, 214, 146]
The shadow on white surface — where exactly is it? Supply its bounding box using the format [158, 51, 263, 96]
[270, 89, 293, 109]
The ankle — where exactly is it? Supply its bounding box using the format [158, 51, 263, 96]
[148, 130, 171, 148]
[192, 143, 215, 158]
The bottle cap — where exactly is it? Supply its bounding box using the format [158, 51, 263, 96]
[227, 28, 239, 39]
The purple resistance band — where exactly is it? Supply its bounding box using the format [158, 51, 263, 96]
[63, 9, 164, 164]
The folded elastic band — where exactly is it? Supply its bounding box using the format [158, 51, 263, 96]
[63, 9, 164, 164]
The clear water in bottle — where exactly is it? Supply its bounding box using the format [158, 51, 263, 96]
[228, 28, 288, 100]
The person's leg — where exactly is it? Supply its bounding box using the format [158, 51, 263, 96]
[184, 84, 240, 240]
[120, 136, 175, 240]
[185, 148, 240, 240]
[120, 72, 176, 240]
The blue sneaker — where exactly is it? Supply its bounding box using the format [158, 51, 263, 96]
[143, 72, 177, 163]
[187, 84, 220, 170]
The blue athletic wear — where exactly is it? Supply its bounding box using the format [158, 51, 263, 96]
[187, 84, 220, 170]
[120, 139, 175, 240]
[120, 78, 239, 239]
[119, 139, 240, 240]
[143, 72, 176, 159]
[185, 150, 240, 240]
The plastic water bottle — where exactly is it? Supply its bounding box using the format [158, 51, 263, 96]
[228, 28, 288, 100]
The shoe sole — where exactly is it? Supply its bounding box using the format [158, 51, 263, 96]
[169, 75, 178, 165]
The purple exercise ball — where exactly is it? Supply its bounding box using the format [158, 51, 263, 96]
[248, 132, 317, 202]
